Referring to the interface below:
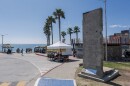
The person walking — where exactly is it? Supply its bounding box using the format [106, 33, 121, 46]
[73, 49, 77, 57]
[21, 49, 23, 56]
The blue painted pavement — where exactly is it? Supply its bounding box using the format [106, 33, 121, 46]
[35, 78, 76, 86]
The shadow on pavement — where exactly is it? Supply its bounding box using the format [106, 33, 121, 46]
[68, 59, 80, 62]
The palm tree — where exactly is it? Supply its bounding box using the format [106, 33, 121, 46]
[74, 26, 80, 43]
[43, 22, 51, 46]
[61, 31, 66, 43]
[53, 9, 65, 41]
[61, 31, 66, 39]
[67, 27, 73, 44]
[46, 16, 56, 44]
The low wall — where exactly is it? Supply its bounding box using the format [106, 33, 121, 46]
[104, 44, 122, 60]
[76, 44, 123, 60]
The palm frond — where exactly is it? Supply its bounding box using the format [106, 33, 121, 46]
[74, 26, 80, 33]
[67, 27, 73, 34]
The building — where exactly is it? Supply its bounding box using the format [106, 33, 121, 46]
[109, 33, 121, 44]
[109, 30, 130, 44]
[121, 30, 129, 44]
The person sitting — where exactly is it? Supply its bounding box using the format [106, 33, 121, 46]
[54, 51, 62, 61]
[59, 52, 63, 62]
[54, 52, 59, 61]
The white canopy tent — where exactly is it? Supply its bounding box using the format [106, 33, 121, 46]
[47, 41, 72, 49]
[47, 41, 72, 55]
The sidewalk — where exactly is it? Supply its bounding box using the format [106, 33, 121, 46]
[43, 56, 83, 79]
[34, 53, 83, 79]
[36, 53, 83, 79]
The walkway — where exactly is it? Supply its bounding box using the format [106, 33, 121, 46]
[43, 56, 82, 79]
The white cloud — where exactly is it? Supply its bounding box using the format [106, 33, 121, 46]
[109, 24, 129, 28]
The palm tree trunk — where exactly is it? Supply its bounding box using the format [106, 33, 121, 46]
[76, 32, 78, 43]
[47, 35, 50, 46]
[46, 37, 48, 46]
[51, 23, 53, 44]
[47, 36, 49, 46]
[49, 35, 50, 45]
[63, 36, 65, 43]
[58, 16, 61, 41]
[70, 34, 71, 44]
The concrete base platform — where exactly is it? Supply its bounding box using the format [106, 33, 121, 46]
[78, 67, 119, 82]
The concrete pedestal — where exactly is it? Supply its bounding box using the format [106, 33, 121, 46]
[78, 67, 119, 82]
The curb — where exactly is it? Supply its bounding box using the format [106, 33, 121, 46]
[41, 62, 64, 77]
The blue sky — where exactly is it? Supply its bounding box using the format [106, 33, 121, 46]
[0, 0, 130, 44]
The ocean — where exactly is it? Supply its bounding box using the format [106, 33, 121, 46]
[0, 44, 46, 52]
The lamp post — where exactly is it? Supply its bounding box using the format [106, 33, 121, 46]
[104, 0, 108, 61]
[99, 0, 108, 61]
[1, 34, 7, 52]
[1, 35, 4, 52]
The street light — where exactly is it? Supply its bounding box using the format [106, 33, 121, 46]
[1, 35, 4, 52]
[104, 0, 108, 61]
[99, 0, 108, 61]
[1, 34, 8, 52]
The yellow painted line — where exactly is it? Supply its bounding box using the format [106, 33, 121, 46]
[0, 82, 10, 86]
[16, 81, 26, 86]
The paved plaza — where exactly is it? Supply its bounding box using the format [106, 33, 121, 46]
[0, 53, 82, 86]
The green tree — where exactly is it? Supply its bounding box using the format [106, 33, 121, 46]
[61, 31, 66, 42]
[67, 27, 73, 44]
[53, 9, 65, 41]
[61, 31, 66, 43]
[43, 22, 51, 46]
[46, 16, 56, 44]
[74, 26, 80, 43]
[61, 31, 66, 39]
